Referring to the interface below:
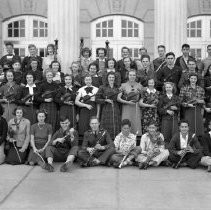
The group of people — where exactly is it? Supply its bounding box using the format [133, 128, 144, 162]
[0, 41, 210, 173]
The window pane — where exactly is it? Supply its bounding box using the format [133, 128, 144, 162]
[33, 29, 38, 37]
[14, 21, 19, 28]
[33, 20, 38, 28]
[20, 48, 25, 57]
[20, 20, 25, 28]
[134, 29, 138, 37]
[122, 29, 126, 37]
[187, 23, 190, 29]
[14, 48, 19, 56]
[196, 49, 201, 57]
[129, 48, 132, 57]
[197, 30, 201, 37]
[45, 29, 48, 37]
[102, 29, 107, 37]
[134, 48, 139, 58]
[20, 29, 25, 37]
[128, 21, 133, 28]
[190, 21, 196, 28]
[128, 29, 133, 37]
[14, 29, 19, 37]
[96, 29, 101, 37]
[134, 23, 138, 28]
[187, 29, 189, 37]
[122, 20, 126, 28]
[96, 23, 101, 28]
[108, 29, 113, 37]
[108, 20, 113, 27]
[197, 20, 201, 28]
[102, 21, 107, 28]
[8, 29, 12, 37]
[109, 48, 113, 58]
[45, 23, 48, 27]
[40, 21, 44, 28]
[8, 23, 12, 28]
[190, 29, 195, 37]
[40, 29, 44, 37]
[190, 49, 196, 58]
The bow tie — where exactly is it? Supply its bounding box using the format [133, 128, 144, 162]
[85, 87, 93, 94]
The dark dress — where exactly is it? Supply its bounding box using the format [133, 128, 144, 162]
[21, 56, 43, 73]
[141, 89, 160, 133]
[15, 85, 40, 124]
[77, 85, 99, 136]
[55, 86, 77, 127]
[204, 75, 211, 130]
[158, 94, 180, 144]
[96, 85, 121, 140]
[37, 81, 59, 132]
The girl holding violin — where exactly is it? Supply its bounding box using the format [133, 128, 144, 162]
[179, 73, 205, 136]
[158, 82, 180, 145]
[117, 69, 143, 136]
[16, 72, 39, 124]
[96, 72, 121, 140]
[37, 70, 59, 132]
[75, 75, 99, 136]
[55, 74, 78, 128]
[0, 70, 19, 121]
[139, 78, 159, 133]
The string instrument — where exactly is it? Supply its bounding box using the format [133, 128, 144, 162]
[163, 98, 180, 110]
[174, 133, 195, 169]
[185, 97, 205, 107]
[74, 80, 82, 88]
[55, 128, 75, 148]
[4, 92, 16, 102]
[145, 92, 159, 106]
[105, 89, 122, 101]
[60, 92, 74, 103]
[121, 89, 141, 103]
[42, 87, 61, 99]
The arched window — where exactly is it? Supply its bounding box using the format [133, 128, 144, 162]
[2, 15, 48, 58]
[91, 15, 144, 60]
[187, 15, 211, 60]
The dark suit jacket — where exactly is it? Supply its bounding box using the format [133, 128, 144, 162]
[199, 133, 211, 156]
[168, 132, 202, 155]
[82, 129, 114, 149]
[175, 56, 195, 71]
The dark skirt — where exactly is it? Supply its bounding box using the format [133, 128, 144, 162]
[21, 105, 37, 124]
[78, 102, 97, 135]
[40, 102, 58, 132]
[59, 105, 76, 127]
[161, 116, 179, 144]
[184, 106, 204, 136]
[100, 102, 121, 140]
[5, 145, 27, 165]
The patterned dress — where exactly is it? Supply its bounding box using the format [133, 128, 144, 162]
[96, 85, 121, 140]
[179, 85, 205, 136]
[141, 88, 159, 133]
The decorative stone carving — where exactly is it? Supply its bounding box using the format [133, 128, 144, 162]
[23, 0, 35, 12]
[111, 0, 123, 13]
[200, 0, 211, 12]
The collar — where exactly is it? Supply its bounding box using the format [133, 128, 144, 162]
[6, 81, 15, 87]
[166, 93, 173, 98]
[65, 85, 73, 91]
[180, 132, 188, 140]
[107, 69, 115, 73]
[99, 58, 106, 62]
[146, 88, 156, 94]
[26, 84, 36, 88]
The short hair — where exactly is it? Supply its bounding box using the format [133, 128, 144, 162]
[46, 44, 55, 54]
[28, 44, 36, 49]
[6, 69, 14, 76]
[36, 109, 47, 117]
[105, 72, 117, 86]
[97, 48, 106, 56]
[25, 72, 35, 80]
[90, 116, 99, 123]
[121, 119, 131, 127]
[141, 54, 150, 62]
[81, 47, 92, 57]
[12, 60, 21, 65]
[88, 62, 99, 72]
[157, 45, 165, 50]
[207, 45, 211, 49]
[59, 115, 70, 122]
[13, 106, 25, 116]
[187, 58, 196, 64]
[105, 58, 117, 69]
[182, 44, 190, 49]
[189, 72, 198, 79]
[5, 42, 14, 47]
[166, 52, 175, 58]
[0, 104, 4, 116]
[50, 60, 61, 72]
[163, 82, 176, 94]
[179, 119, 189, 126]
[121, 46, 130, 52]
[139, 47, 147, 52]
[30, 57, 39, 64]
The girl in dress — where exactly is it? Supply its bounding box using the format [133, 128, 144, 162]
[50, 61, 64, 86]
[5, 107, 30, 165]
[96, 72, 121, 139]
[27, 110, 52, 166]
[117, 70, 143, 136]
[75, 75, 99, 136]
[139, 78, 159, 133]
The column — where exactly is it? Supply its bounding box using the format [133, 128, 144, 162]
[48, 0, 80, 73]
[154, 0, 187, 57]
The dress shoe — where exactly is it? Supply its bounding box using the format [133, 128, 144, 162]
[60, 161, 72, 172]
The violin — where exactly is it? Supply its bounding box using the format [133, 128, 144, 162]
[60, 92, 73, 103]
[80, 94, 96, 103]
[4, 93, 15, 102]
[41, 87, 61, 99]
[121, 90, 141, 102]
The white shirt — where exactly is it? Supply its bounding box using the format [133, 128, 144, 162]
[166, 93, 173, 99]
[180, 133, 188, 149]
[146, 88, 156, 94]
[26, 84, 36, 95]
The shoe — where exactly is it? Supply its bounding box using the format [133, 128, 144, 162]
[60, 162, 72, 172]
[208, 165, 211, 172]
[143, 162, 149, 170]
[42, 163, 54, 172]
[138, 163, 144, 169]
[91, 158, 100, 166]
[80, 162, 89, 168]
